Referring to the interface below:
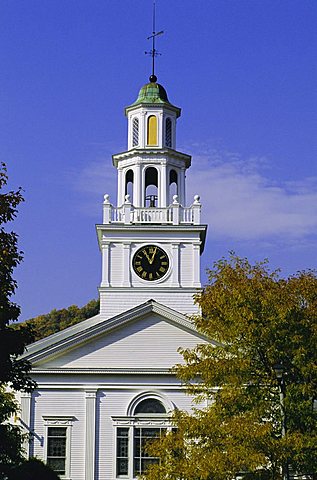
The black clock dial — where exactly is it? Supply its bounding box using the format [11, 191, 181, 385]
[132, 245, 169, 281]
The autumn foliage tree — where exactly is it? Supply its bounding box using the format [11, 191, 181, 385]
[143, 255, 317, 480]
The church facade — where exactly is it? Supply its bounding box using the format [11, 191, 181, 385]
[20, 76, 209, 480]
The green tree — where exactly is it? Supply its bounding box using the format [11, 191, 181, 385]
[0, 163, 35, 479]
[144, 255, 317, 480]
[20, 298, 100, 341]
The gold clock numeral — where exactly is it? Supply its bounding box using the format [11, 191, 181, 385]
[141, 271, 147, 279]
[159, 267, 166, 273]
[135, 261, 141, 266]
[161, 261, 168, 266]
[156, 272, 160, 278]
[149, 273, 153, 280]
[160, 255, 166, 260]
[149, 247, 155, 254]
[137, 266, 143, 273]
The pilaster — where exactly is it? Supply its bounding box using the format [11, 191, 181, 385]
[20, 392, 32, 458]
[122, 243, 131, 287]
[193, 243, 201, 287]
[101, 242, 110, 287]
[85, 389, 97, 480]
[171, 243, 180, 286]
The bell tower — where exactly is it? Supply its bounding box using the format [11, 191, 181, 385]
[96, 76, 207, 319]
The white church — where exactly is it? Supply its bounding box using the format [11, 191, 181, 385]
[20, 73, 211, 480]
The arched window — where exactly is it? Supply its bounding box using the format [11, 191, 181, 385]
[165, 117, 172, 147]
[125, 169, 134, 203]
[115, 395, 171, 477]
[145, 167, 158, 206]
[147, 115, 157, 146]
[132, 118, 139, 147]
[134, 398, 166, 414]
[169, 169, 178, 204]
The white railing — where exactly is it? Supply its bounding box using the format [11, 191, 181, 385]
[132, 207, 173, 223]
[181, 207, 194, 224]
[103, 194, 201, 226]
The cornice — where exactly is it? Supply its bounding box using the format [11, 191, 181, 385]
[96, 224, 207, 233]
[112, 148, 191, 168]
[31, 367, 172, 375]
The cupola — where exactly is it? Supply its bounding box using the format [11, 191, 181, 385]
[125, 76, 181, 150]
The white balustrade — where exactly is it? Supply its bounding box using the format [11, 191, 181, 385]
[102, 195, 201, 225]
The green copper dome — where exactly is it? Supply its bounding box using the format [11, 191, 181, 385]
[125, 79, 181, 117]
[134, 82, 169, 105]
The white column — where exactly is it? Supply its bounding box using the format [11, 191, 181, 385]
[193, 243, 201, 287]
[179, 167, 186, 206]
[158, 112, 163, 148]
[117, 167, 124, 206]
[134, 164, 142, 207]
[141, 111, 146, 148]
[85, 389, 97, 480]
[122, 243, 131, 286]
[172, 117, 177, 149]
[141, 166, 145, 207]
[20, 392, 32, 458]
[160, 162, 167, 207]
[101, 242, 110, 287]
[171, 243, 180, 286]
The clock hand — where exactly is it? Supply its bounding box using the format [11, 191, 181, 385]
[143, 250, 152, 264]
[149, 247, 157, 264]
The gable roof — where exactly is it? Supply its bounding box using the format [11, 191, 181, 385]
[22, 300, 215, 365]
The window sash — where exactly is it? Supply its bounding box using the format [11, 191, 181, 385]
[47, 427, 67, 475]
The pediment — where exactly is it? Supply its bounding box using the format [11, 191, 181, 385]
[23, 300, 214, 370]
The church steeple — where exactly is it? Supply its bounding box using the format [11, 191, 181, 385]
[97, 75, 206, 320]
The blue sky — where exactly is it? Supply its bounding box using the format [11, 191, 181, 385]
[2, 0, 316, 321]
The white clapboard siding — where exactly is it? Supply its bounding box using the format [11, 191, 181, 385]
[39, 313, 206, 369]
[31, 389, 86, 480]
[109, 243, 123, 285]
[99, 290, 199, 318]
[180, 243, 194, 285]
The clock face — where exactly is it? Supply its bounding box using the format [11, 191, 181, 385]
[132, 245, 169, 281]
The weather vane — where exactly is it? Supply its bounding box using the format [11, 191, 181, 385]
[145, 1, 164, 82]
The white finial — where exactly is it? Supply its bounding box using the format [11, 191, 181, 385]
[193, 195, 200, 204]
[104, 194, 110, 204]
[125, 194, 131, 203]
[172, 194, 179, 204]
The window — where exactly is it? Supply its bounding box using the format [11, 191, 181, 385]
[132, 118, 139, 147]
[134, 398, 166, 414]
[114, 395, 172, 478]
[43, 416, 73, 479]
[165, 118, 172, 147]
[147, 115, 157, 145]
[117, 428, 129, 476]
[133, 427, 166, 476]
[47, 427, 67, 476]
